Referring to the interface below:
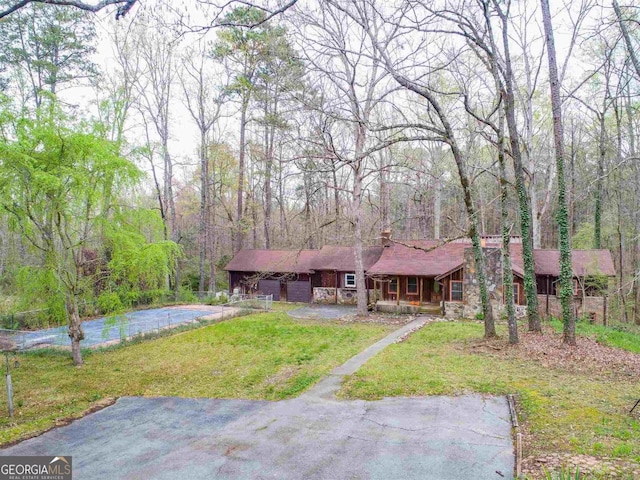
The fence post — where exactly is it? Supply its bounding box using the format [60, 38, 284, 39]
[5, 354, 13, 417]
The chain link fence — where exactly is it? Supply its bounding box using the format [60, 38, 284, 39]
[0, 295, 273, 351]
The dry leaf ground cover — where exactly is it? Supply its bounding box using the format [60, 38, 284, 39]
[0, 310, 392, 446]
[339, 321, 640, 479]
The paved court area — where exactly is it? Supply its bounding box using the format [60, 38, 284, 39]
[21, 305, 228, 349]
[288, 304, 357, 320]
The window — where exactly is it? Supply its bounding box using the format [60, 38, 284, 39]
[450, 280, 463, 301]
[512, 284, 520, 304]
[389, 278, 398, 294]
[344, 273, 356, 288]
[407, 277, 418, 295]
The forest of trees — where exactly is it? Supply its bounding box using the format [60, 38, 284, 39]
[0, 0, 639, 360]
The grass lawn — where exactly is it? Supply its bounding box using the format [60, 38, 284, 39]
[549, 318, 640, 354]
[340, 321, 640, 473]
[0, 311, 391, 446]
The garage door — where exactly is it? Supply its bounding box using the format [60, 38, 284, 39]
[258, 279, 280, 300]
[287, 281, 311, 303]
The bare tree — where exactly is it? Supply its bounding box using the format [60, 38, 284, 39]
[294, 1, 408, 315]
[331, 0, 498, 335]
[131, 23, 181, 297]
[180, 39, 226, 298]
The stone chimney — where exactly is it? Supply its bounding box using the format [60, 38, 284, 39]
[381, 230, 392, 247]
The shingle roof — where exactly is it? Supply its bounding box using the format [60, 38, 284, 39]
[533, 249, 615, 276]
[367, 240, 468, 276]
[311, 245, 384, 271]
[223, 249, 317, 274]
[366, 240, 615, 278]
[224, 241, 615, 278]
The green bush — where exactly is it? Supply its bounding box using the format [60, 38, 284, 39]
[97, 292, 124, 315]
[0, 313, 18, 330]
[205, 293, 228, 306]
[178, 287, 197, 303]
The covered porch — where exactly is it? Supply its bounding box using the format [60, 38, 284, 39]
[371, 275, 444, 315]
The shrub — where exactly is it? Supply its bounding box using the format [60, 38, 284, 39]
[178, 287, 197, 303]
[97, 292, 124, 315]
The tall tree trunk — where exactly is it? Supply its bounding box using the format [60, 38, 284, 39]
[66, 293, 84, 366]
[613, 0, 640, 80]
[352, 120, 368, 316]
[353, 161, 368, 316]
[541, 0, 575, 345]
[163, 138, 180, 300]
[595, 111, 606, 249]
[496, 3, 541, 332]
[278, 156, 287, 245]
[332, 162, 340, 242]
[264, 122, 273, 249]
[379, 150, 390, 232]
[434, 176, 441, 239]
[386, 72, 495, 336]
[499, 110, 518, 344]
[614, 103, 629, 323]
[199, 131, 208, 299]
[626, 87, 640, 325]
[235, 99, 249, 253]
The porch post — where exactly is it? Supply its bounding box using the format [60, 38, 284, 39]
[419, 277, 423, 306]
[335, 270, 338, 305]
[396, 276, 400, 306]
[546, 275, 550, 315]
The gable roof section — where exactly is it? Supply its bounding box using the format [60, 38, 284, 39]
[224, 249, 317, 274]
[534, 249, 615, 277]
[367, 240, 614, 278]
[311, 245, 384, 272]
[367, 240, 468, 277]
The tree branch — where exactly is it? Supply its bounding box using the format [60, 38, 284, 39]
[0, 0, 136, 19]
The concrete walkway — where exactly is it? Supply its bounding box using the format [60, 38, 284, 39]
[2, 316, 515, 479]
[301, 316, 429, 401]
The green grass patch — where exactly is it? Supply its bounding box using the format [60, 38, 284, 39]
[549, 319, 640, 354]
[0, 311, 391, 446]
[340, 321, 640, 462]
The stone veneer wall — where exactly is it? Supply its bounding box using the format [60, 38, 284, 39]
[314, 287, 337, 304]
[444, 302, 464, 319]
[462, 247, 505, 319]
[313, 287, 377, 305]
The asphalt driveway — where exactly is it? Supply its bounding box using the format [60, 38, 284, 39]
[3, 395, 513, 479]
[2, 318, 514, 479]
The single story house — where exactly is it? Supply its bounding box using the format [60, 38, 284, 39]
[224, 233, 615, 322]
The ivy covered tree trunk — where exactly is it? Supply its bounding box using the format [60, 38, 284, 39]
[540, 0, 575, 345]
[498, 111, 517, 344]
[594, 111, 605, 249]
[385, 71, 495, 337]
[497, 4, 541, 333]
